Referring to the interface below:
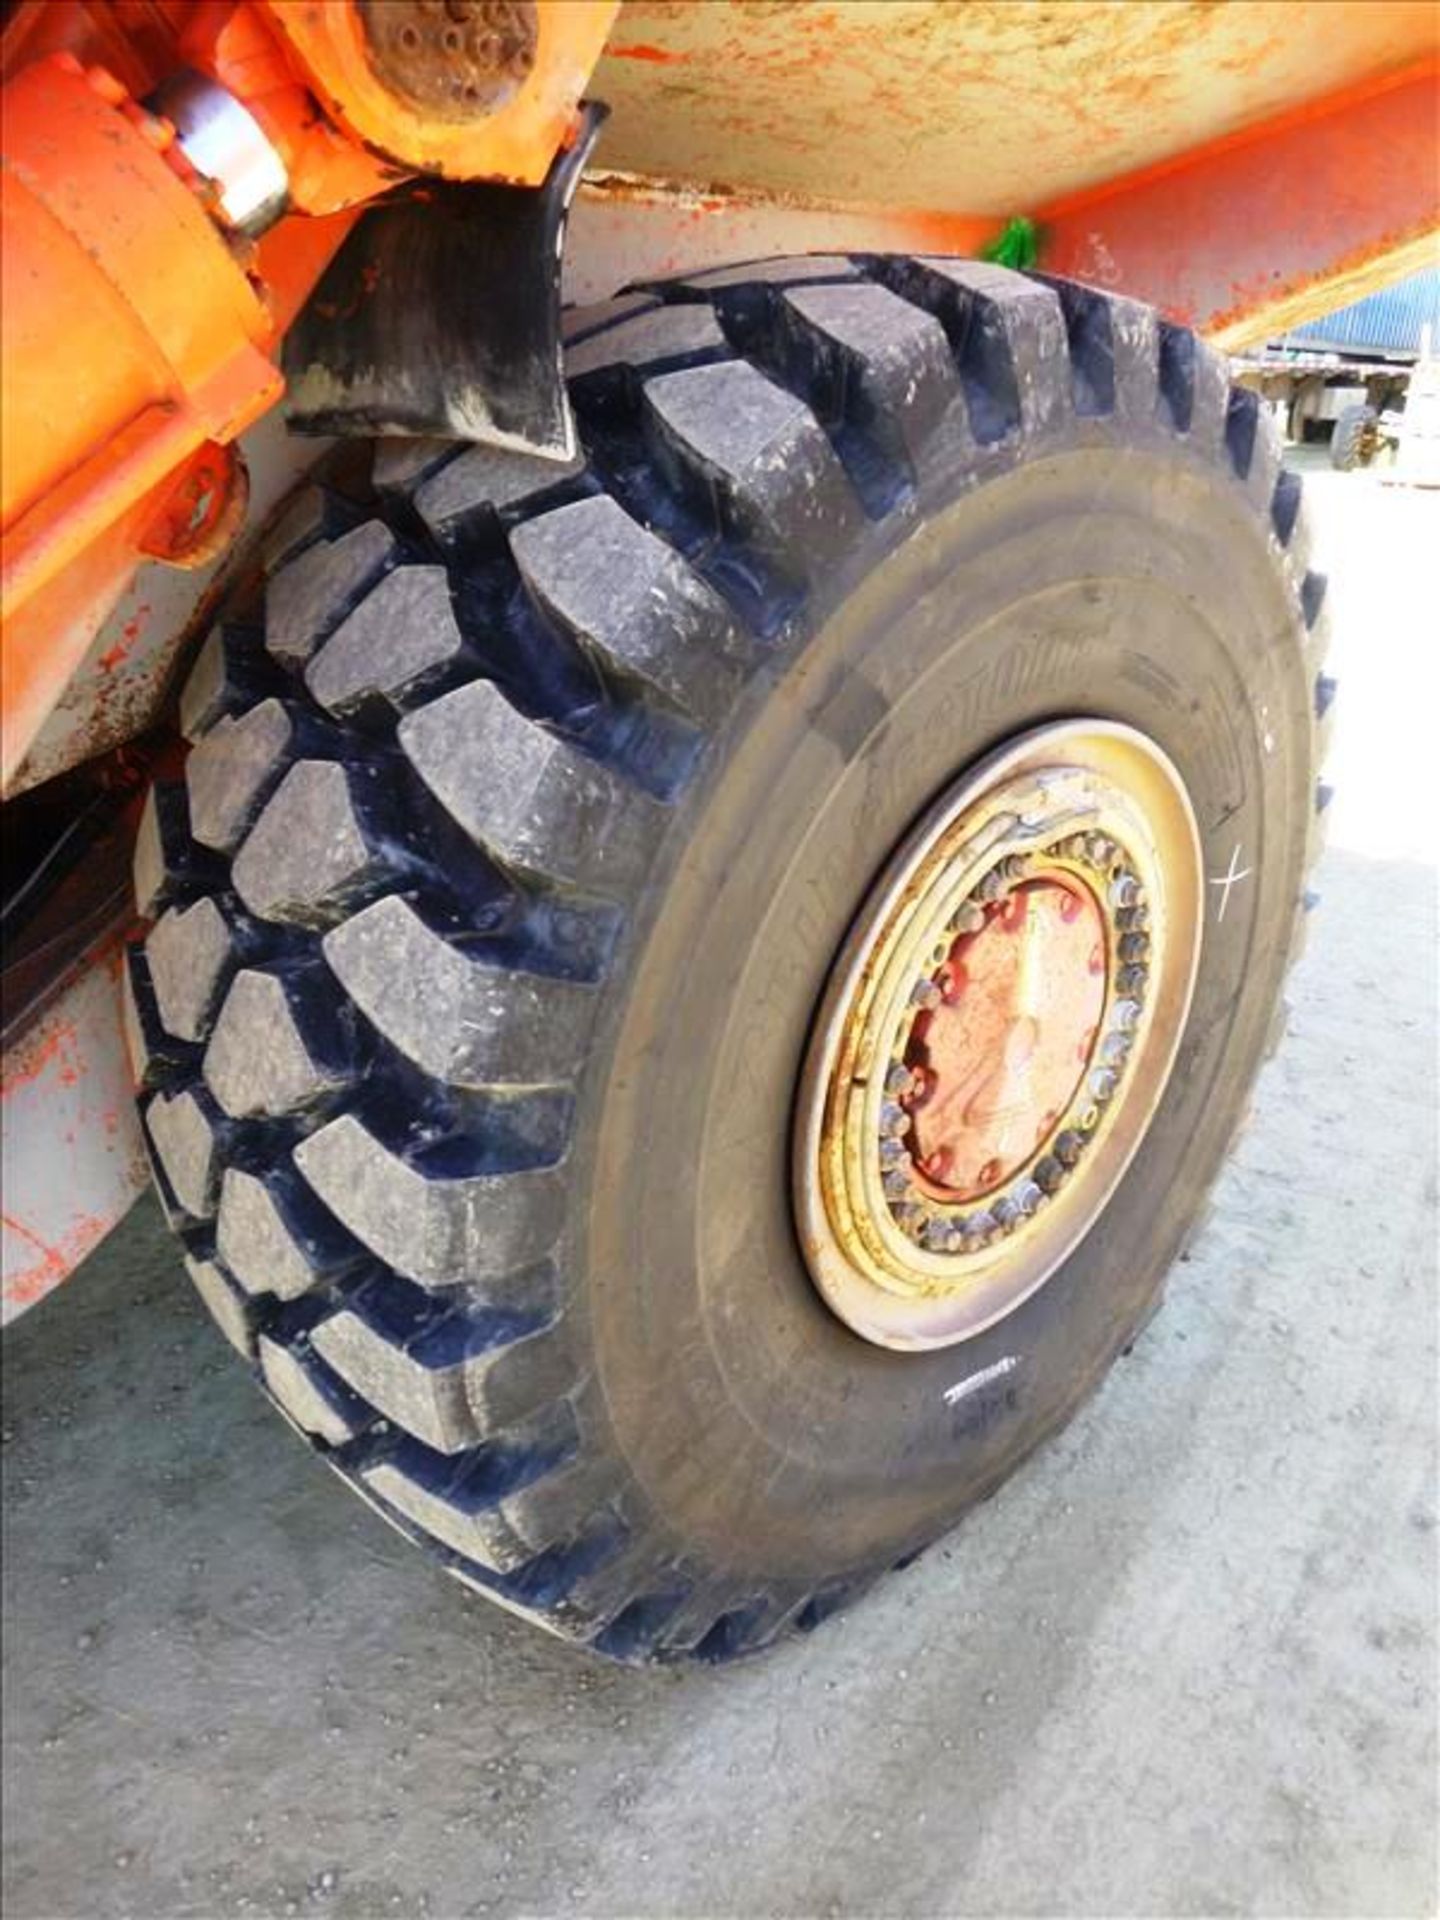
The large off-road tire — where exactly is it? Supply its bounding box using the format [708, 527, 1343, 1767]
[128, 256, 1330, 1662]
[1330, 402, 1377, 470]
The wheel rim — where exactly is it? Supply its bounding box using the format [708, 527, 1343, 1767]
[793, 720, 1203, 1351]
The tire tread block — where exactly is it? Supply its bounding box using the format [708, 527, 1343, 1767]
[361, 1408, 584, 1573]
[144, 897, 238, 1044]
[309, 1274, 569, 1452]
[120, 946, 154, 1089]
[216, 1166, 357, 1301]
[257, 482, 361, 578]
[122, 944, 197, 1089]
[510, 494, 747, 724]
[232, 760, 391, 928]
[294, 1113, 562, 1289]
[566, 303, 728, 379]
[1271, 467, 1304, 547]
[371, 437, 458, 500]
[1225, 385, 1283, 510]
[259, 1335, 370, 1446]
[1156, 321, 1229, 452]
[323, 894, 595, 1089]
[179, 622, 273, 744]
[313, 1308, 487, 1454]
[778, 279, 960, 474]
[874, 258, 1065, 446]
[642, 359, 865, 581]
[399, 678, 658, 895]
[186, 1254, 255, 1356]
[413, 445, 586, 557]
[203, 967, 349, 1119]
[306, 566, 466, 718]
[147, 1087, 222, 1220]
[133, 781, 219, 918]
[185, 699, 295, 855]
[913, 258, 1069, 440]
[1030, 273, 1159, 424]
[266, 520, 398, 673]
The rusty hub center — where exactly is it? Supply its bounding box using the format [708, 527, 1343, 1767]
[359, 0, 539, 119]
[904, 878, 1106, 1202]
[793, 720, 1203, 1352]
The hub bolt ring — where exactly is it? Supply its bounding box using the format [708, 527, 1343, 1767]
[793, 721, 1203, 1351]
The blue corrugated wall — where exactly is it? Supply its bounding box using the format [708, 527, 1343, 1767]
[1279, 267, 1440, 357]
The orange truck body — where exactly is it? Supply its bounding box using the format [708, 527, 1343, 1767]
[0, 0, 619, 791]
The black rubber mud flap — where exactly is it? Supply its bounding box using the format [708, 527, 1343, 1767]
[283, 103, 606, 458]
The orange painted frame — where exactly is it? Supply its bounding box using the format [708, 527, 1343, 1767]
[1037, 58, 1440, 347]
[0, 0, 613, 788]
[2, 6, 1436, 794]
[255, 0, 619, 185]
[0, 52, 282, 787]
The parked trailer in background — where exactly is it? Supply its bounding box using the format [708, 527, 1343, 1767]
[1231, 265, 1440, 466]
[2, 1, 1437, 1662]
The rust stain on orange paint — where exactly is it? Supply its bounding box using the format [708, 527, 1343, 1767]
[97, 602, 151, 674]
[1, 1210, 110, 1312]
[2, 1016, 82, 1093]
[607, 42, 687, 65]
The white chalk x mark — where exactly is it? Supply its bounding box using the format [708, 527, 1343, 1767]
[1208, 844, 1253, 924]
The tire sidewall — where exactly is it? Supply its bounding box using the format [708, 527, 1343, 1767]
[574, 434, 1312, 1584]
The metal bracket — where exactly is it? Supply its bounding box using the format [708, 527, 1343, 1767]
[282, 102, 607, 459]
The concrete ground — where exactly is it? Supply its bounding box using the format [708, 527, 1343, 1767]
[3, 455, 1436, 1920]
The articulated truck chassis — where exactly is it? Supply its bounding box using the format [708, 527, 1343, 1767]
[3, 1, 1436, 1661]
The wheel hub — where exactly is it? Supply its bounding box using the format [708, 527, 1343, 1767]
[793, 720, 1202, 1351]
[903, 875, 1107, 1202]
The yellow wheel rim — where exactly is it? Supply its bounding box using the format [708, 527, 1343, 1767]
[793, 720, 1203, 1350]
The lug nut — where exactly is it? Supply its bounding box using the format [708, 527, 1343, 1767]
[924, 1219, 961, 1254]
[1014, 1178, 1044, 1215]
[1035, 1155, 1066, 1194]
[1054, 1128, 1085, 1166]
